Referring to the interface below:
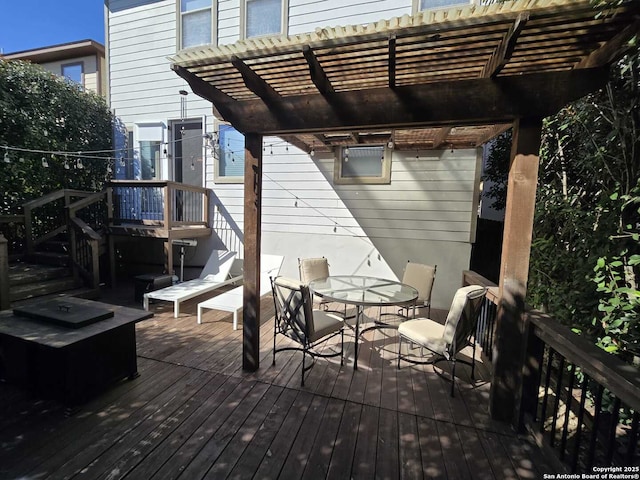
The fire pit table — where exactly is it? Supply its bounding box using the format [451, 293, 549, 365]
[0, 297, 153, 406]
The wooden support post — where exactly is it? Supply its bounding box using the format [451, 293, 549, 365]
[243, 133, 263, 372]
[0, 233, 9, 311]
[490, 118, 541, 426]
[164, 240, 173, 276]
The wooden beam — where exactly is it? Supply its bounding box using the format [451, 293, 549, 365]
[474, 124, 512, 146]
[182, 68, 608, 135]
[243, 133, 263, 372]
[388, 34, 396, 89]
[432, 126, 452, 149]
[481, 12, 529, 78]
[575, 20, 640, 69]
[171, 65, 236, 121]
[231, 55, 282, 106]
[350, 132, 360, 144]
[490, 117, 542, 426]
[303, 45, 334, 95]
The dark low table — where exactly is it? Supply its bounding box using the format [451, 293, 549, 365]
[0, 297, 153, 406]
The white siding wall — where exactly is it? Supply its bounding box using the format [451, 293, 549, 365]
[107, 0, 483, 308]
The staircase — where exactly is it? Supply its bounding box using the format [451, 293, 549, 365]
[8, 233, 99, 306]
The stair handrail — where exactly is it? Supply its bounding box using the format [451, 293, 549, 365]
[66, 190, 109, 290]
[23, 189, 93, 255]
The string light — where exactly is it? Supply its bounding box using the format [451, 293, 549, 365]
[76, 156, 84, 169]
[64, 155, 70, 170]
[41, 156, 49, 168]
[3, 147, 10, 164]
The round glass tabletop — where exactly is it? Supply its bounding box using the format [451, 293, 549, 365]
[309, 275, 418, 307]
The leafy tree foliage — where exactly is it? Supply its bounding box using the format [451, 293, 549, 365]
[484, 48, 640, 360]
[0, 59, 114, 215]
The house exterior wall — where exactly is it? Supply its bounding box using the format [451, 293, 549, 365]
[39, 55, 103, 95]
[106, 0, 482, 309]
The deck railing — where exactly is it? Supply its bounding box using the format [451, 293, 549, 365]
[463, 270, 640, 473]
[109, 181, 209, 228]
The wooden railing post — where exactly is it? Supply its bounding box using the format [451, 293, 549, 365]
[0, 233, 9, 310]
[518, 315, 545, 431]
[23, 203, 34, 255]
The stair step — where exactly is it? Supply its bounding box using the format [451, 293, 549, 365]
[26, 251, 70, 267]
[9, 263, 70, 286]
[36, 240, 70, 254]
[11, 287, 100, 308]
[10, 277, 80, 302]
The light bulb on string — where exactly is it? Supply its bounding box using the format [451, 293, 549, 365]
[41, 156, 49, 168]
[3, 148, 10, 164]
[76, 157, 84, 169]
[270, 145, 273, 155]
[64, 156, 70, 170]
[294, 197, 298, 207]
[333, 223, 338, 233]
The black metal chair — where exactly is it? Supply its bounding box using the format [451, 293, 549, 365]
[397, 285, 486, 396]
[271, 276, 344, 386]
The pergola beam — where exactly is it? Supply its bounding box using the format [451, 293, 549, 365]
[575, 20, 640, 69]
[231, 55, 282, 106]
[481, 12, 529, 78]
[177, 68, 609, 136]
[171, 65, 236, 121]
[303, 45, 335, 95]
[432, 127, 452, 149]
[388, 34, 397, 88]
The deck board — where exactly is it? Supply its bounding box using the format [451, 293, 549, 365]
[0, 284, 553, 479]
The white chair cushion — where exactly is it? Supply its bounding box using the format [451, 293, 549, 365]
[398, 318, 448, 356]
[309, 310, 343, 343]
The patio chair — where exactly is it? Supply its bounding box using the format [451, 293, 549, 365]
[400, 262, 437, 318]
[379, 261, 436, 325]
[143, 250, 241, 318]
[298, 257, 352, 318]
[397, 284, 486, 397]
[271, 276, 344, 386]
[196, 254, 284, 329]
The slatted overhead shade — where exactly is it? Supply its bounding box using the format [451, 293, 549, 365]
[170, 0, 639, 151]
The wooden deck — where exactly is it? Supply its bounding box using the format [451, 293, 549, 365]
[0, 286, 555, 479]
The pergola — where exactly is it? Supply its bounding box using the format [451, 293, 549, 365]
[171, 0, 640, 423]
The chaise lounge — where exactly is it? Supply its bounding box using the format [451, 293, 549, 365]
[197, 254, 284, 329]
[143, 250, 241, 318]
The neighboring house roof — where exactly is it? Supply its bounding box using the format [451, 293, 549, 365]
[170, 0, 639, 150]
[4, 39, 105, 63]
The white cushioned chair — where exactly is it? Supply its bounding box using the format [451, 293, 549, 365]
[397, 285, 486, 396]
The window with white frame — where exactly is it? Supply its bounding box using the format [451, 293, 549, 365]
[244, 0, 283, 39]
[180, 0, 213, 49]
[215, 124, 245, 183]
[415, 0, 471, 12]
[334, 145, 391, 185]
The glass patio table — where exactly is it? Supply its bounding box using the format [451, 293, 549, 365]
[309, 275, 418, 370]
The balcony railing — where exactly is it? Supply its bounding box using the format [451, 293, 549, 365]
[464, 270, 640, 473]
[109, 181, 209, 229]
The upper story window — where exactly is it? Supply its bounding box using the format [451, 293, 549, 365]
[180, 0, 213, 49]
[416, 0, 471, 11]
[243, 0, 285, 39]
[62, 63, 83, 86]
[215, 124, 245, 183]
[334, 145, 392, 185]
